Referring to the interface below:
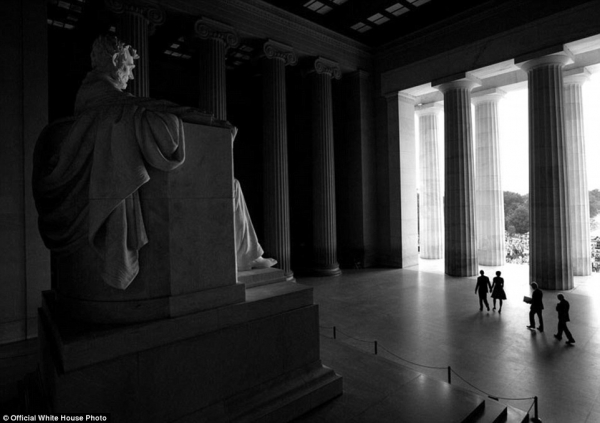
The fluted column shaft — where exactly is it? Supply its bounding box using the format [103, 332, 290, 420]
[564, 72, 591, 276]
[437, 80, 479, 277]
[106, 0, 165, 97]
[262, 41, 296, 279]
[416, 105, 444, 259]
[311, 58, 341, 276]
[198, 39, 227, 120]
[473, 92, 506, 266]
[519, 54, 573, 290]
[194, 18, 239, 120]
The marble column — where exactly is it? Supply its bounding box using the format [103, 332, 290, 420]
[311, 58, 341, 276]
[194, 18, 239, 120]
[564, 69, 591, 276]
[105, 0, 165, 97]
[472, 90, 506, 266]
[416, 103, 444, 259]
[384, 93, 419, 268]
[436, 79, 480, 277]
[262, 40, 297, 279]
[518, 53, 573, 290]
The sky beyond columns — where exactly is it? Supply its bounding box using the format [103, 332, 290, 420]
[416, 75, 600, 195]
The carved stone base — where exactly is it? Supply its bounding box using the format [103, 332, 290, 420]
[38, 281, 342, 423]
[237, 267, 288, 288]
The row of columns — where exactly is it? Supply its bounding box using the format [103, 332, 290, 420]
[106, 0, 342, 278]
[416, 51, 591, 289]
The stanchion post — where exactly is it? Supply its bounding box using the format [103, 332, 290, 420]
[448, 366, 451, 384]
[531, 396, 542, 423]
[374, 340, 378, 355]
[333, 326, 336, 339]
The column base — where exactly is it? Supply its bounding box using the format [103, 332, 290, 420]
[312, 266, 342, 277]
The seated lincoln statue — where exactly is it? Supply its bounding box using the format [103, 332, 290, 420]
[33, 34, 275, 291]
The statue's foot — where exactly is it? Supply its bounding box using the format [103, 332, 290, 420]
[251, 257, 277, 269]
[237, 257, 278, 271]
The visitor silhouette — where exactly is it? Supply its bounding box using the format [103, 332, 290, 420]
[554, 294, 575, 345]
[526, 282, 544, 332]
[491, 271, 507, 313]
[475, 270, 492, 312]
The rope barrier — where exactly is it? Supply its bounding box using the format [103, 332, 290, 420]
[378, 344, 447, 370]
[334, 327, 374, 344]
[320, 324, 540, 420]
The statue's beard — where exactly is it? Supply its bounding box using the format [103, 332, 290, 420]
[114, 67, 130, 90]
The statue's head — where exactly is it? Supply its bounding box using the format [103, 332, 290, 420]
[90, 34, 139, 90]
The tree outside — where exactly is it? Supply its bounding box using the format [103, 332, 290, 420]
[504, 190, 600, 263]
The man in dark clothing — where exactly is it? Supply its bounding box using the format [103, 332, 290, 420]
[527, 282, 544, 332]
[475, 270, 492, 312]
[554, 294, 575, 345]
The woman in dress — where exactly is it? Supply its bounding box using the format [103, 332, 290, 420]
[491, 271, 507, 313]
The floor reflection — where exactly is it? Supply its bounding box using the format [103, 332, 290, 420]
[298, 260, 600, 423]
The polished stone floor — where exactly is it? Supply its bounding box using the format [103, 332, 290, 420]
[297, 260, 600, 423]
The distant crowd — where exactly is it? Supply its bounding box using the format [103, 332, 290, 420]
[506, 232, 600, 271]
[505, 231, 529, 264]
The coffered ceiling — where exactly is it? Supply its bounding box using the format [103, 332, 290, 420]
[260, 0, 486, 46]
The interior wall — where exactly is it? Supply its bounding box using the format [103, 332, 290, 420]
[0, 0, 49, 345]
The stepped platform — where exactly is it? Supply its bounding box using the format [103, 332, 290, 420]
[294, 336, 530, 423]
[238, 267, 288, 288]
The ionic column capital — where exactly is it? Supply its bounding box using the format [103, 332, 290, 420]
[105, 0, 165, 30]
[194, 17, 239, 49]
[312, 57, 341, 80]
[263, 40, 297, 66]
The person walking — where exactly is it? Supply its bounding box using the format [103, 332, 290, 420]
[554, 294, 575, 345]
[475, 270, 492, 312]
[527, 282, 544, 332]
[491, 271, 507, 313]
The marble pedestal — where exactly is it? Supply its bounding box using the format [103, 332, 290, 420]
[38, 281, 341, 422]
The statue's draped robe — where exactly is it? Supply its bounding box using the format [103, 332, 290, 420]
[234, 179, 263, 270]
[33, 71, 190, 289]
